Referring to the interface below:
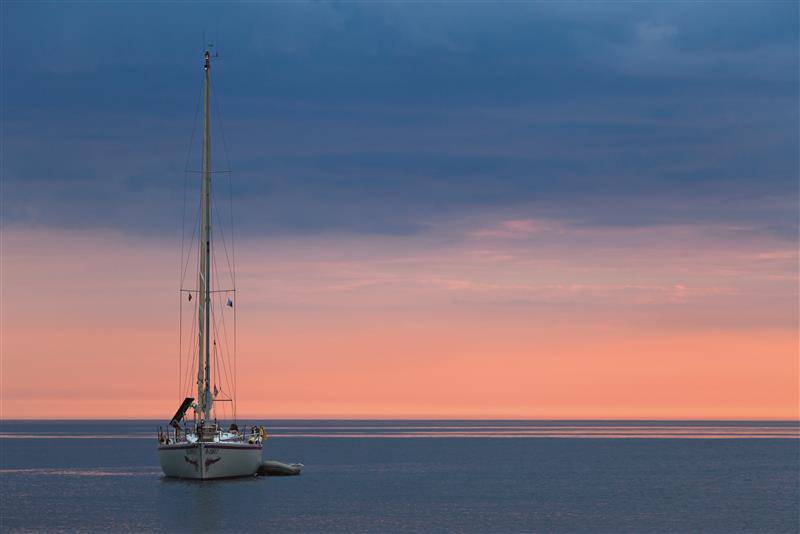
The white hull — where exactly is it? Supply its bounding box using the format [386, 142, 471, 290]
[159, 442, 262, 479]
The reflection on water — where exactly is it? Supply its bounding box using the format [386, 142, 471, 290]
[0, 467, 161, 477]
[156, 466, 262, 533]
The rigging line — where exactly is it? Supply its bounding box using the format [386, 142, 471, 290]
[179, 287, 182, 402]
[182, 296, 199, 399]
[178, 68, 203, 404]
[233, 289, 237, 421]
[179, 213, 200, 397]
[229, 204, 237, 417]
[211, 247, 234, 379]
[210, 259, 236, 405]
[212, 75, 233, 178]
[210, 76, 236, 287]
[179, 202, 197, 288]
[179, 76, 203, 289]
[209, 167, 234, 287]
[213, 326, 219, 416]
[216, 327, 235, 411]
[212, 48, 238, 422]
[179, 76, 202, 262]
[215, 290, 235, 399]
[181, 305, 192, 398]
[213, 283, 235, 393]
[209, 169, 230, 292]
[187, 333, 198, 401]
[182, 75, 203, 173]
[181, 181, 201, 285]
[209, 213, 236, 385]
[211, 70, 237, 288]
[211, 280, 236, 419]
[185, 339, 198, 401]
[212, 194, 235, 287]
[180, 195, 201, 288]
[210, 297, 235, 414]
[211, 250, 236, 397]
[209, 255, 225, 399]
[187, 300, 199, 396]
[214, 315, 234, 407]
[180, 299, 187, 397]
[211, 47, 238, 421]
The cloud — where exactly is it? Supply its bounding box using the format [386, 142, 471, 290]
[634, 21, 678, 45]
[3, 2, 797, 237]
[470, 219, 561, 239]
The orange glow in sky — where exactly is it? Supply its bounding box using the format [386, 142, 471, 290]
[2, 222, 798, 420]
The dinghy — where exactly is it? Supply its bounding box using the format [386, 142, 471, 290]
[257, 461, 304, 476]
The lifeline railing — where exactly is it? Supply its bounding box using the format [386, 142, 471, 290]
[157, 424, 265, 444]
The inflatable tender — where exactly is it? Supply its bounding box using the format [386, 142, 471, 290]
[257, 461, 303, 476]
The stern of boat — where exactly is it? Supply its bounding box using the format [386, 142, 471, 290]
[159, 441, 262, 480]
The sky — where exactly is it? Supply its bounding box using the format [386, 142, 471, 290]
[2, 1, 798, 419]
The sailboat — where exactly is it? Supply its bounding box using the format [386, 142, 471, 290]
[158, 49, 263, 479]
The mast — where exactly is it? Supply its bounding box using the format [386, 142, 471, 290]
[197, 50, 213, 422]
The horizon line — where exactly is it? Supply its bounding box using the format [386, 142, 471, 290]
[3, 417, 799, 422]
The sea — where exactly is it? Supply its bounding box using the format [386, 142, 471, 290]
[1, 420, 798, 533]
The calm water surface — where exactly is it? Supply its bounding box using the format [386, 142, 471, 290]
[1, 420, 798, 533]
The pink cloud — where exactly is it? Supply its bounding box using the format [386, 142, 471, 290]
[2, 221, 797, 419]
[470, 218, 562, 238]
